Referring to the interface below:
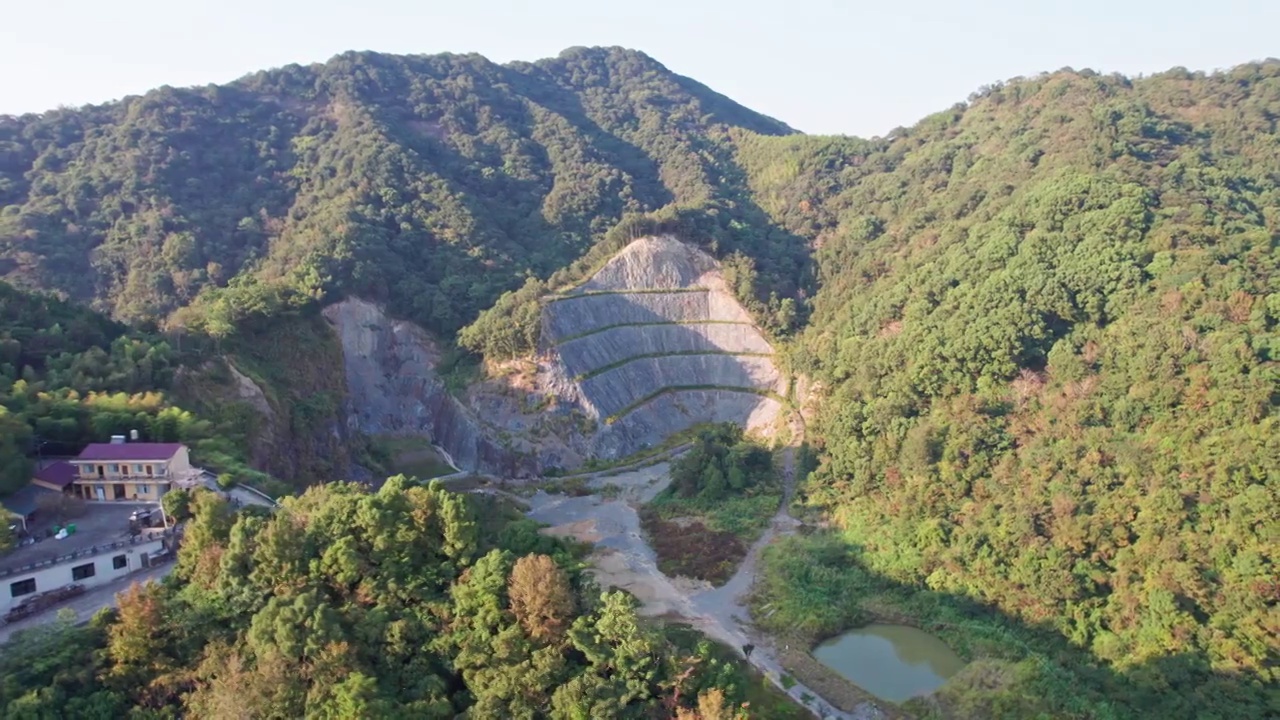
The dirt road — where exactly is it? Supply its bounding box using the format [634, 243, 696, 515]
[527, 453, 883, 720]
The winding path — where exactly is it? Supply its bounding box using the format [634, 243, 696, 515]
[524, 446, 884, 720]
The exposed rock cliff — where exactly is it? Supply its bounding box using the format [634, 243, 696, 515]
[323, 299, 538, 478]
[538, 236, 786, 458]
[321, 237, 786, 477]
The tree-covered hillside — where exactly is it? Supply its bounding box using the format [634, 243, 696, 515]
[1, 46, 1277, 718]
[0, 281, 277, 495]
[0, 47, 801, 338]
[1, 482, 788, 718]
[741, 63, 1280, 717]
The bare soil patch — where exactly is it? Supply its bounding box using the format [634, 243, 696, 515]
[640, 508, 746, 585]
[541, 518, 603, 544]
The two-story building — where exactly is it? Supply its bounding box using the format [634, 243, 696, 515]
[70, 442, 193, 502]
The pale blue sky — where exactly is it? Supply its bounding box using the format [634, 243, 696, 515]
[1, 0, 1276, 136]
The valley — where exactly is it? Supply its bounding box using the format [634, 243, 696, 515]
[0, 45, 1276, 719]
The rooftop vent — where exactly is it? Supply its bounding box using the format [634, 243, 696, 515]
[110, 435, 126, 445]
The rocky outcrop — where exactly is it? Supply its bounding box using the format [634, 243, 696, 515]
[556, 323, 774, 378]
[323, 299, 537, 478]
[537, 236, 786, 459]
[321, 237, 787, 476]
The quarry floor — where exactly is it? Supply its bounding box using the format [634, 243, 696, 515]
[524, 455, 885, 720]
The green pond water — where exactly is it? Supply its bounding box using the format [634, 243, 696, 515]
[812, 624, 965, 703]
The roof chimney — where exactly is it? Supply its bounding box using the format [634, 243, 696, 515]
[110, 435, 126, 445]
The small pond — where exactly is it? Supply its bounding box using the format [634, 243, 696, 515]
[812, 624, 965, 703]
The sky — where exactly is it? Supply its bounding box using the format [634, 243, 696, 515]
[1, 0, 1277, 137]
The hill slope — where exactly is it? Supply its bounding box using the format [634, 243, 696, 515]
[0, 48, 1277, 719]
[741, 63, 1280, 717]
[0, 47, 796, 335]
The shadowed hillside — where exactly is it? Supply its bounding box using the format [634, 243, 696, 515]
[0, 47, 797, 338]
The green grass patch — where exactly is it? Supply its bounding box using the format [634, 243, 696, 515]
[573, 350, 773, 381]
[368, 435, 457, 480]
[640, 426, 783, 583]
[648, 490, 781, 540]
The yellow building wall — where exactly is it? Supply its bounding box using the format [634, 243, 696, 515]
[72, 480, 171, 501]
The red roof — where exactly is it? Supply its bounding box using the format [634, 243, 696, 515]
[77, 443, 184, 461]
[34, 461, 77, 488]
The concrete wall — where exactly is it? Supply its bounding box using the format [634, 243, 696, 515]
[2, 537, 165, 613]
[578, 355, 782, 419]
[540, 237, 789, 462]
[555, 323, 774, 378]
[594, 390, 784, 457]
[544, 290, 755, 341]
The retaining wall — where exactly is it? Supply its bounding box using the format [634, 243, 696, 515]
[578, 355, 782, 420]
[555, 323, 773, 378]
[544, 290, 754, 341]
[592, 390, 784, 459]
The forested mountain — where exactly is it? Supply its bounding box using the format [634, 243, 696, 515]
[2, 483, 784, 718]
[741, 63, 1280, 717]
[1, 48, 1277, 719]
[0, 46, 801, 337]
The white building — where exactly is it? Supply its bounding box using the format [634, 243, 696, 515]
[1, 503, 176, 614]
[2, 536, 170, 613]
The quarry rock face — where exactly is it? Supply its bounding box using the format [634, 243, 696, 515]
[323, 298, 536, 478]
[540, 236, 785, 458]
[322, 236, 785, 476]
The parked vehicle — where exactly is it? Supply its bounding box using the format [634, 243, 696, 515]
[129, 507, 160, 524]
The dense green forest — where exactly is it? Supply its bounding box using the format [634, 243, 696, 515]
[1, 482, 786, 718]
[0, 47, 808, 343]
[742, 63, 1280, 717]
[1, 46, 1277, 718]
[0, 282, 271, 494]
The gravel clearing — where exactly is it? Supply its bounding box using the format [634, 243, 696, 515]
[523, 453, 885, 720]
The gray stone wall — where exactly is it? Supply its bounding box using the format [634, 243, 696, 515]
[578, 355, 782, 419]
[555, 323, 773, 378]
[592, 390, 783, 458]
[544, 290, 754, 341]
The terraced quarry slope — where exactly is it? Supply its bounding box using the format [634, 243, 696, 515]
[540, 236, 787, 458]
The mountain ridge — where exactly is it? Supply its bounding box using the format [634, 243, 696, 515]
[0, 48, 1277, 719]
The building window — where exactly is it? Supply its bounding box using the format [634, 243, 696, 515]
[10, 578, 36, 598]
[134, 464, 143, 475]
[72, 563, 96, 581]
[112, 555, 128, 570]
[136, 484, 150, 495]
[109, 463, 119, 473]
